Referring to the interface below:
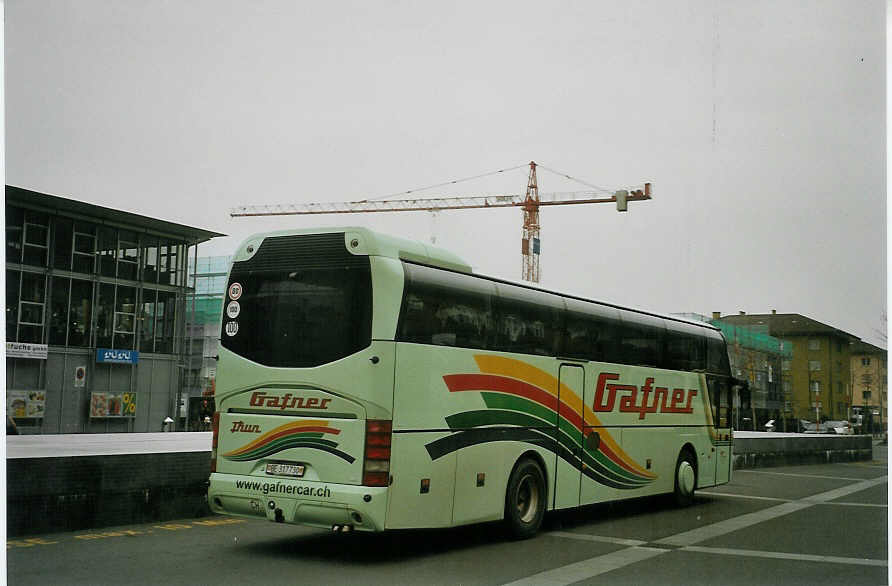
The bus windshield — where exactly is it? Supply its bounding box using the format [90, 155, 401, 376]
[221, 263, 372, 368]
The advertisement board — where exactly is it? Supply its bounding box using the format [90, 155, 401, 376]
[90, 392, 137, 418]
[6, 342, 48, 360]
[7, 390, 46, 418]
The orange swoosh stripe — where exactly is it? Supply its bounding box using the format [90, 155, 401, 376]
[473, 355, 653, 478]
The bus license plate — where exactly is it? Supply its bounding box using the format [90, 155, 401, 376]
[265, 463, 305, 478]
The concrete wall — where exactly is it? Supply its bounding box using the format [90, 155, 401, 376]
[7, 452, 211, 537]
[732, 433, 873, 469]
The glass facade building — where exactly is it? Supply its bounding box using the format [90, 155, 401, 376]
[182, 255, 231, 429]
[5, 186, 223, 433]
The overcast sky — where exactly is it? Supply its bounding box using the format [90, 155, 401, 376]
[5, 1, 886, 347]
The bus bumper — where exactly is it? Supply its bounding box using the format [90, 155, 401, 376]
[208, 472, 388, 532]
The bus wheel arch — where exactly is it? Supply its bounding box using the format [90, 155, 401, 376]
[673, 444, 697, 506]
[503, 452, 547, 539]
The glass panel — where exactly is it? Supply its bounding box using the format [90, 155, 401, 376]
[398, 263, 494, 350]
[562, 298, 622, 363]
[18, 325, 43, 343]
[493, 282, 562, 356]
[23, 244, 48, 267]
[49, 277, 70, 345]
[23, 211, 49, 267]
[155, 291, 177, 354]
[117, 230, 139, 280]
[114, 285, 137, 349]
[6, 270, 20, 341]
[97, 226, 117, 277]
[6, 205, 24, 263]
[73, 232, 96, 273]
[20, 301, 45, 325]
[95, 283, 115, 348]
[159, 242, 180, 285]
[175, 244, 186, 286]
[68, 279, 93, 347]
[74, 221, 97, 247]
[223, 264, 373, 367]
[142, 237, 159, 283]
[140, 289, 157, 352]
[20, 272, 46, 303]
[53, 217, 74, 270]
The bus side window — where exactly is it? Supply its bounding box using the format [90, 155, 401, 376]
[706, 333, 731, 375]
[664, 323, 707, 372]
[562, 298, 621, 363]
[617, 311, 666, 368]
[707, 376, 733, 428]
[398, 264, 495, 350]
[493, 283, 562, 356]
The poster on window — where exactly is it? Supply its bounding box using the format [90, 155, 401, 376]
[7, 390, 46, 418]
[90, 392, 137, 418]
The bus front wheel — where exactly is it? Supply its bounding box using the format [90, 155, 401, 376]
[504, 458, 546, 539]
[673, 449, 697, 506]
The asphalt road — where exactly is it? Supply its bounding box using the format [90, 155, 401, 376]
[8, 448, 888, 586]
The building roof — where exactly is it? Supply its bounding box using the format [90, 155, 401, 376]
[851, 340, 888, 355]
[716, 312, 861, 342]
[7, 185, 225, 244]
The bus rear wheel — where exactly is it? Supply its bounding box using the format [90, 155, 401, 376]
[673, 449, 697, 506]
[504, 458, 546, 539]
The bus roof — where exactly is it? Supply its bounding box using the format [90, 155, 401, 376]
[234, 226, 719, 335]
[234, 226, 472, 272]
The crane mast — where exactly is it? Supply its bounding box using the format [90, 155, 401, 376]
[521, 161, 541, 282]
[230, 161, 652, 283]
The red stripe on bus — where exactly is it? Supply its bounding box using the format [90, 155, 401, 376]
[444, 374, 560, 414]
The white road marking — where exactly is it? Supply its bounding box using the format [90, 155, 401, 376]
[814, 501, 887, 508]
[698, 491, 791, 503]
[655, 501, 812, 547]
[504, 474, 888, 584]
[658, 476, 886, 546]
[547, 531, 646, 547]
[502, 546, 668, 586]
[684, 545, 888, 567]
[801, 475, 887, 503]
[734, 470, 865, 482]
[701, 491, 887, 508]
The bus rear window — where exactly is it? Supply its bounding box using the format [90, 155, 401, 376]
[221, 235, 372, 368]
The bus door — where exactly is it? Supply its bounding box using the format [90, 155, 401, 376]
[553, 364, 584, 509]
[707, 375, 733, 484]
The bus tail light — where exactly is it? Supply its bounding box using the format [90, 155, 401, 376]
[210, 412, 220, 473]
[363, 420, 392, 486]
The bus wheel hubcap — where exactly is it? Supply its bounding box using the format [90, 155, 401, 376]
[516, 474, 540, 523]
[678, 461, 695, 495]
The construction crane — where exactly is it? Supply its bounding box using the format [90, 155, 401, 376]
[230, 162, 652, 283]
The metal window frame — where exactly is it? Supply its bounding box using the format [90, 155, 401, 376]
[22, 220, 50, 265]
